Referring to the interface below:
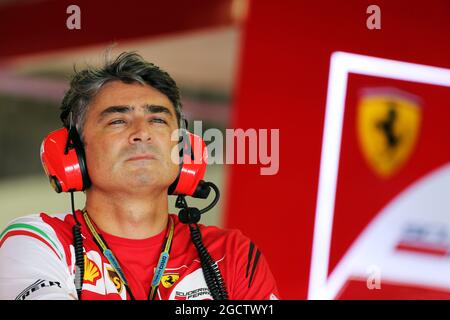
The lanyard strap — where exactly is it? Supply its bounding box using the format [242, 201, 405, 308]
[82, 210, 174, 300]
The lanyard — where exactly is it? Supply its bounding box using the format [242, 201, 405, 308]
[82, 209, 175, 300]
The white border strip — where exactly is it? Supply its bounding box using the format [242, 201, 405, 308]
[308, 52, 450, 300]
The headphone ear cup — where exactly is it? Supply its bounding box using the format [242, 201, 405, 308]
[69, 128, 91, 190]
[168, 130, 207, 198]
[40, 127, 90, 193]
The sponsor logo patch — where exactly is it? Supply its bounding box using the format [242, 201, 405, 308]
[168, 268, 214, 300]
[84, 256, 101, 285]
[15, 279, 62, 300]
[106, 267, 124, 294]
[174, 287, 211, 300]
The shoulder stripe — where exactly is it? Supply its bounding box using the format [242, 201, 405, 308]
[0, 223, 63, 259]
[246, 241, 255, 278]
[248, 249, 261, 288]
[0, 230, 62, 260]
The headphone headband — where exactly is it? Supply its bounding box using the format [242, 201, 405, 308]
[41, 120, 208, 197]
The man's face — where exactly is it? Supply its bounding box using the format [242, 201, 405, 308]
[82, 80, 180, 194]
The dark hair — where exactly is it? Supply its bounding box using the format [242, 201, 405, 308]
[60, 51, 183, 139]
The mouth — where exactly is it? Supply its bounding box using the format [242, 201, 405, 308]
[126, 154, 156, 161]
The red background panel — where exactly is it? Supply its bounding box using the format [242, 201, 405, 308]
[0, 0, 233, 60]
[337, 278, 450, 300]
[224, 0, 450, 299]
[330, 75, 450, 276]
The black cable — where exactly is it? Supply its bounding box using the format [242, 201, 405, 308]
[188, 223, 228, 300]
[176, 182, 220, 222]
[70, 192, 84, 300]
[199, 182, 220, 214]
[176, 182, 228, 300]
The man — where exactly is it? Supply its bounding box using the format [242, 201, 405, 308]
[0, 52, 279, 300]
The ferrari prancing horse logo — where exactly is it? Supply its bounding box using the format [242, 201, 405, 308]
[161, 274, 180, 288]
[357, 89, 422, 178]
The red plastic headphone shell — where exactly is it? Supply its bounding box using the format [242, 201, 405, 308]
[171, 131, 207, 196]
[40, 128, 85, 192]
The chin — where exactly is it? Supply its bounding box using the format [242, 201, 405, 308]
[127, 173, 170, 190]
[129, 172, 155, 185]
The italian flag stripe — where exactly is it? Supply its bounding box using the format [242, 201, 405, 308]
[0, 230, 61, 259]
[0, 223, 63, 259]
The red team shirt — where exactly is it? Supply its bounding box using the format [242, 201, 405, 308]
[0, 211, 279, 300]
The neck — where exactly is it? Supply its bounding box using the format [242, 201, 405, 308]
[84, 187, 169, 239]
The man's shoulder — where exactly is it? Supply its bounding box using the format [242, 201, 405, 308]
[2, 212, 73, 229]
[197, 221, 252, 248]
[2, 213, 49, 232]
[170, 213, 249, 244]
[0, 212, 74, 263]
[1, 212, 74, 247]
[200, 223, 245, 238]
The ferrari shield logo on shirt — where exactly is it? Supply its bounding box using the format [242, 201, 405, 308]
[356, 88, 422, 178]
[161, 274, 180, 288]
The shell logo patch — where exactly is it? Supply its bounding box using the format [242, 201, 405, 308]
[83, 256, 101, 285]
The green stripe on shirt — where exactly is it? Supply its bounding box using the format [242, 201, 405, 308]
[0, 223, 64, 259]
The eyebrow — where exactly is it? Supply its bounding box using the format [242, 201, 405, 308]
[98, 104, 174, 121]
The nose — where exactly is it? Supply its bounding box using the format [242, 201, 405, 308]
[129, 118, 152, 144]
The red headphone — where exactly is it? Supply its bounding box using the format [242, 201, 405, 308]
[40, 123, 210, 198]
